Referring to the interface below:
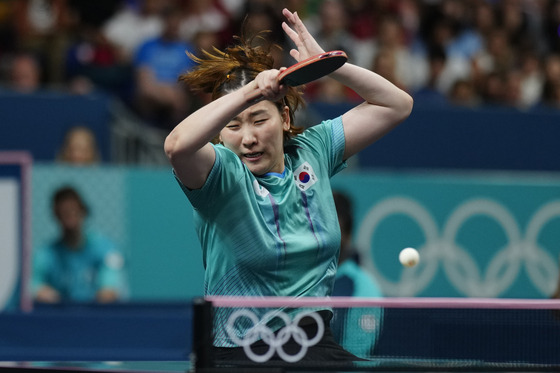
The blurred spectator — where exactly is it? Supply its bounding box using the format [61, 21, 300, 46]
[371, 47, 407, 92]
[496, 0, 533, 51]
[282, 0, 309, 19]
[332, 190, 382, 298]
[480, 71, 506, 106]
[57, 125, 101, 165]
[423, 16, 472, 95]
[242, 2, 283, 41]
[133, 5, 197, 129]
[502, 69, 524, 108]
[363, 15, 427, 92]
[518, 50, 544, 108]
[474, 28, 516, 77]
[64, 21, 132, 98]
[232, 2, 287, 67]
[439, 0, 484, 61]
[543, 53, 560, 82]
[219, 0, 249, 21]
[66, 0, 121, 32]
[192, 29, 222, 55]
[331, 190, 383, 358]
[6, 52, 42, 93]
[13, 0, 73, 83]
[0, 1, 18, 56]
[541, 53, 560, 107]
[414, 2, 467, 92]
[3, 0, 560, 112]
[306, 0, 357, 61]
[307, 77, 359, 105]
[178, 0, 233, 48]
[472, 0, 497, 42]
[341, 0, 376, 41]
[543, 0, 560, 53]
[412, 45, 448, 107]
[542, 79, 560, 108]
[102, 0, 168, 64]
[33, 186, 126, 304]
[448, 78, 480, 108]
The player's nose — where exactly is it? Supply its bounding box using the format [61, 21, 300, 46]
[241, 127, 257, 147]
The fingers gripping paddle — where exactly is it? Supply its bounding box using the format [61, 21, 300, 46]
[246, 50, 348, 102]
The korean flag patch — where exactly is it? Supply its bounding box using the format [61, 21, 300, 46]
[294, 162, 317, 191]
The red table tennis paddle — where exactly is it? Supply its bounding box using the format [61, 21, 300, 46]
[246, 50, 348, 102]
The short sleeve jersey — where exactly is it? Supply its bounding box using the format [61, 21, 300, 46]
[176, 116, 347, 346]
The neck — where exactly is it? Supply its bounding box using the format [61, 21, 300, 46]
[62, 229, 84, 250]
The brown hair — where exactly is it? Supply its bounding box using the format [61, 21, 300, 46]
[179, 33, 305, 143]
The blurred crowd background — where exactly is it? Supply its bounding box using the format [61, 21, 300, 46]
[1, 0, 560, 156]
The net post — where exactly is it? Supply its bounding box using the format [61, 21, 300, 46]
[192, 297, 213, 371]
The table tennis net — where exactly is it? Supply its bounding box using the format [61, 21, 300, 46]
[191, 297, 560, 372]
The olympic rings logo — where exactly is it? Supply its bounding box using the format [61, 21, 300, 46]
[356, 197, 560, 297]
[225, 309, 324, 363]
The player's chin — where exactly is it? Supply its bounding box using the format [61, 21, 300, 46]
[242, 156, 265, 173]
[246, 164, 267, 176]
[245, 160, 271, 177]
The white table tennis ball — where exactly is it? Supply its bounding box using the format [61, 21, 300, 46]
[399, 247, 420, 267]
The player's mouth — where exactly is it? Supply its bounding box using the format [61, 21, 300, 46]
[243, 152, 263, 162]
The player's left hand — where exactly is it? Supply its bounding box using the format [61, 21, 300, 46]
[281, 8, 325, 63]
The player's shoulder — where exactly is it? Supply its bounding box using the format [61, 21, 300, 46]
[300, 116, 342, 138]
[286, 117, 340, 152]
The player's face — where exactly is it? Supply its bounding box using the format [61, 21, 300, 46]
[220, 100, 290, 176]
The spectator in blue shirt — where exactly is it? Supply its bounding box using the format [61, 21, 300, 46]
[332, 190, 383, 298]
[33, 186, 126, 304]
[331, 190, 383, 359]
[134, 5, 196, 129]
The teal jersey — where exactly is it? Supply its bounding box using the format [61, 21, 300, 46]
[32, 231, 125, 302]
[176, 117, 347, 346]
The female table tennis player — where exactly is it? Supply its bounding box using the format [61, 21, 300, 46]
[164, 8, 413, 363]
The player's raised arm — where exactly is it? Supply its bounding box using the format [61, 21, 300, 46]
[334, 62, 413, 160]
[281, 8, 413, 160]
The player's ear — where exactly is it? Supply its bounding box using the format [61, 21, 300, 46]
[281, 105, 290, 131]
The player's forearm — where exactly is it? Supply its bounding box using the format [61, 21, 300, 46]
[165, 82, 257, 157]
[331, 63, 413, 119]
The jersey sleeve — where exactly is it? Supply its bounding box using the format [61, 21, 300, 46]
[291, 116, 347, 177]
[173, 144, 247, 210]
